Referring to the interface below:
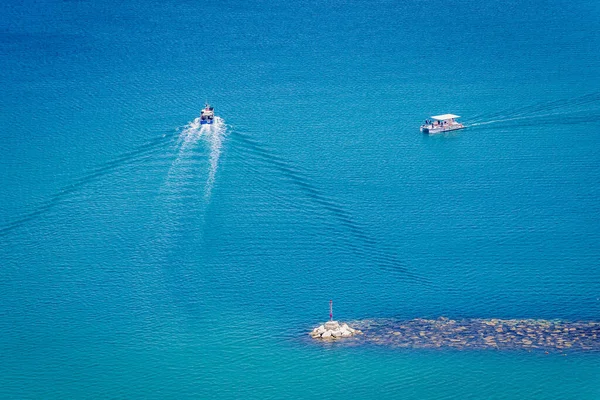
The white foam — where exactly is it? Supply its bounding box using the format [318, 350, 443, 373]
[163, 115, 227, 201]
[202, 117, 227, 200]
[469, 111, 574, 127]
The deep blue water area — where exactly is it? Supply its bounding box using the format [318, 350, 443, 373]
[1, 0, 599, 398]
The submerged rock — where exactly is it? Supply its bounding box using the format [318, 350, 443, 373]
[311, 317, 600, 352]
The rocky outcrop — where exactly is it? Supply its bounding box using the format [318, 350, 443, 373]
[310, 321, 362, 340]
[322, 317, 600, 352]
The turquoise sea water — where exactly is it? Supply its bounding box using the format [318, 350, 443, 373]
[1, 0, 600, 398]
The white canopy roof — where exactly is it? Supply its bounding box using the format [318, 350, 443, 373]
[431, 114, 460, 120]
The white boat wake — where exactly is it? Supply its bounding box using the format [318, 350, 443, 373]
[468, 109, 598, 128]
[468, 114, 552, 126]
[204, 117, 226, 199]
[468, 92, 600, 128]
[164, 115, 227, 202]
[468, 114, 551, 127]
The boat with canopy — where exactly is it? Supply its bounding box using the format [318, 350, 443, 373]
[420, 114, 464, 134]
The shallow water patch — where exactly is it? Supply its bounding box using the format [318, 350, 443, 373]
[310, 317, 600, 352]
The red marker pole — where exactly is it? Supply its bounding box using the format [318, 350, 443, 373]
[329, 300, 333, 321]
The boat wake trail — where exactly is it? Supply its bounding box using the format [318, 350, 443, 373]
[205, 118, 227, 200]
[230, 130, 431, 287]
[468, 92, 600, 128]
[0, 130, 176, 237]
[164, 116, 227, 203]
[469, 112, 574, 127]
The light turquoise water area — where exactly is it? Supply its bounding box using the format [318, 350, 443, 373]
[1, 0, 599, 398]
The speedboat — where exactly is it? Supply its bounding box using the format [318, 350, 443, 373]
[200, 104, 214, 125]
[420, 114, 464, 134]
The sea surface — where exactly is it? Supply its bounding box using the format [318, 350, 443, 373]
[1, 0, 600, 398]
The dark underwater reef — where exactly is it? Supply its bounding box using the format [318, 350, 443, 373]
[314, 317, 600, 352]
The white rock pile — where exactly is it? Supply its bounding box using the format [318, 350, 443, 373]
[310, 321, 362, 340]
